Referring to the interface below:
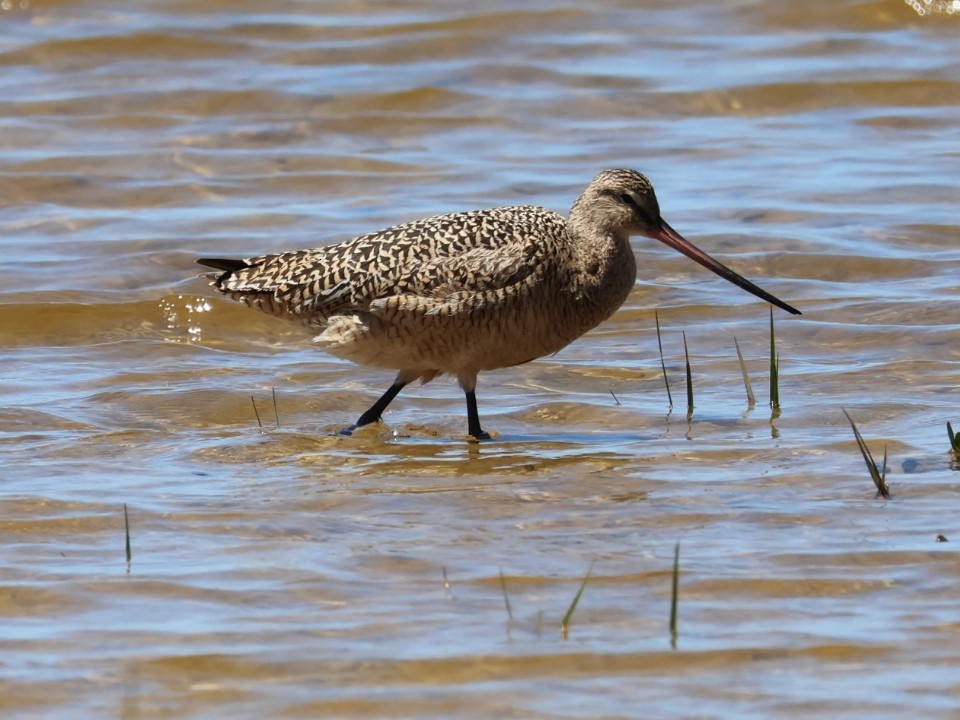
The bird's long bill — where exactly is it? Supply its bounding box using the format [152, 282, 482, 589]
[652, 220, 801, 316]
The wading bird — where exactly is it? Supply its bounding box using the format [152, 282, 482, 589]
[199, 169, 800, 439]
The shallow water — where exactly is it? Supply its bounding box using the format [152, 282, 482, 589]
[3, 0, 960, 717]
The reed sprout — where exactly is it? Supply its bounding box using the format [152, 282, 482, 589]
[561, 560, 594, 639]
[682, 331, 693, 415]
[250, 396, 263, 428]
[123, 503, 132, 569]
[733, 336, 756, 406]
[655, 310, 673, 409]
[669, 541, 680, 649]
[498, 568, 514, 622]
[842, 408, 891, 499]
[769, 307, 780, 411]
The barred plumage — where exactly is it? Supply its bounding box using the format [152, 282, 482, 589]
[198, 168, 799, 440]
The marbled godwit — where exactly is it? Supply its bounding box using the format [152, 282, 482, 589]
[198, 169, 800, 440]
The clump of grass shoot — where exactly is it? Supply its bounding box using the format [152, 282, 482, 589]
[498, 567, 514, 623]
[734, 336, 756, 406]
[669, 541, 680, 649]
[948, 422, 960, 455]
[769, 307, 780, 411]
[655, 310, 673, 409]
[682, 331, 694, 415]
[123, 503, 132, 569]
[272, 386, 281, 428]
[561, 559, 594, 639]
[842, 408, 891, 499]
[251, 396, 263, 428]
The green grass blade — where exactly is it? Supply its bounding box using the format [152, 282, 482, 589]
[251, 396, 263, 428]
[842, 408, 891, 499]
[272, 387, 281, 428]
[948, 422, 960, 454]
[123, 503, 132, 567]
[561, 559, 594, 639]
[498, 567, 514, 622]
[769, 307, 780, 410]
[655, 310, 673, 409]
[669, 541, 680, 649]
[682, 331, 693, 415]
[734, 336, 756, 406]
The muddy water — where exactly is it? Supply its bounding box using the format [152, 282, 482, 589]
[3, 1, 960, 717]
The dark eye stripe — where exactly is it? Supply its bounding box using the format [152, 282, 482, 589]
[618, 192, 655, 224]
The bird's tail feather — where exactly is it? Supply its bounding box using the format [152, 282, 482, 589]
[197, 257, 248, 272]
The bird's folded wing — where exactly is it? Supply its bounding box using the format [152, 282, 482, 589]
[366, 240, 547, 320]
[207, 206, 564, 322]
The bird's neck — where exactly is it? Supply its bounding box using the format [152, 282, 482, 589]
[568, 229, 637, 321]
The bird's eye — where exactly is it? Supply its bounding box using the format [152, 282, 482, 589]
[619, 193, 639, 208]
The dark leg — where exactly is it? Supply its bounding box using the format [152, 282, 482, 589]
[340, 381, 406, 435]
[464, 390, 491, 441]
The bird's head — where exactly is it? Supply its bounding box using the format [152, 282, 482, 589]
[572, 168, 801, 316]
[572, 168, 663, 239]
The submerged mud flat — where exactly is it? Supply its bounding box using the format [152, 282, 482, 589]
[2, 1, 959, 718]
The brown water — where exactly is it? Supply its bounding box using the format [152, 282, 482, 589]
[3, 0, 960, 717]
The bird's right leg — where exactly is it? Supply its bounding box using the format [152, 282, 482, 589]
[340, 370, 414, 435]
[458, 371, 491, 441]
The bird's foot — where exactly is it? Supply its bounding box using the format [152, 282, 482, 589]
[468, 429, 492, 442]
[341, 415, 386, 436]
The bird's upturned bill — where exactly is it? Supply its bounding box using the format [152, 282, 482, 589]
[651, 221, 801, 316]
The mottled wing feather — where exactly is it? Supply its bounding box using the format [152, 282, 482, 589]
[210, 205, 566, 323]
[363, 242, 541, 322]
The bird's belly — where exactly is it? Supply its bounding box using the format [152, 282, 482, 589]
[312, 298, 603, 375]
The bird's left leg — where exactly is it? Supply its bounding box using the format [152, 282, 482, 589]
[458, 371, 491, 441]
[342, 369, 418, 434]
